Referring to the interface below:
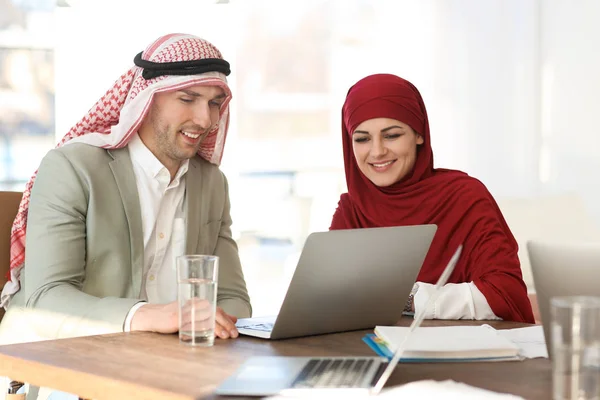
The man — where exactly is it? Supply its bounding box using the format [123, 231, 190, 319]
[0, 33, 252, 346]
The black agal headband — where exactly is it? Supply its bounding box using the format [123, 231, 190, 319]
[133, 52, 231, 80]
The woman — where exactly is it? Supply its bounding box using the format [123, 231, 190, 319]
[331, 73, 534, 323]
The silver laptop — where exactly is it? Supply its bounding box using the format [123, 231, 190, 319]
[528, 240, 600, 358]
[236, 225, 437, 340]
[216, 245, 463, 397]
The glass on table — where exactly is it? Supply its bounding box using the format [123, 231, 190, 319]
[551, 296, 600, 400]
[177, 255, 219, 346]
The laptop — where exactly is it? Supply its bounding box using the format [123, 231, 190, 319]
[236, 225, 437, 340]
[527, 240, 600, 358]
[216, 245, 463, 397]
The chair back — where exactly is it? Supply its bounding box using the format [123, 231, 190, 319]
[498, 193, 600, 291]
[0, 191, 23, 320]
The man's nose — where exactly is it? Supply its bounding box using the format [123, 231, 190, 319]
[191, 104, 212, 130]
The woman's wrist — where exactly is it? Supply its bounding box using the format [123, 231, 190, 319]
[404, 283, 419, 313]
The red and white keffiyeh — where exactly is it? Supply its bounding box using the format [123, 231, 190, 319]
[1, 33, 232, 307]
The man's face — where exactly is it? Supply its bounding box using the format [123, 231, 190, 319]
[138, 84, 226, 169]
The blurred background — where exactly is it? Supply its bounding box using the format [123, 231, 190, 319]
[1, 0, 599, 316]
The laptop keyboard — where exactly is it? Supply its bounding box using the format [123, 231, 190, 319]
[291, 358, 378, 388]
[236, 322, 274, 332]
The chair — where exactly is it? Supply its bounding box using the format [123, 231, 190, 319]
[498, 193, 600, 324]
[0, 192, 24, 398]
[497, 193, 600, 292]
[0, 191, 23, 322]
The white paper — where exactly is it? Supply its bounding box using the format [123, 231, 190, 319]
[379, 380, 525, 399]
[266, 379, 524, 399]
[490, 325, 548, 359]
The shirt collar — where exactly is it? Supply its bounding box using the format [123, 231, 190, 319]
[128, 133, 189, 180]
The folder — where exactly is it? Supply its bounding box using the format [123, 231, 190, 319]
[363, 325, 522, 362]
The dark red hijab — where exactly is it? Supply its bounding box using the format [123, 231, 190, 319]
[331, 74, 533, 323]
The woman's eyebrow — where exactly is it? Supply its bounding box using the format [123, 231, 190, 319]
[353, 125, 405, 135]
[380, 125, 405, 133]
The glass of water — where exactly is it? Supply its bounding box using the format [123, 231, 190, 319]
[551, 296, 600, 400]
[177, 255, 219, 346]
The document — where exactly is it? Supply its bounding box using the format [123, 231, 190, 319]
[484, 324, 548, 359]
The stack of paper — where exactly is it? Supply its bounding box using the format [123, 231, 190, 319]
[487, 324, 548, 359]
[363, 325, 521, 362]
[266, 380, 525, 399]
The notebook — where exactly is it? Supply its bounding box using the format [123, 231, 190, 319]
[367, 325, 521, 362]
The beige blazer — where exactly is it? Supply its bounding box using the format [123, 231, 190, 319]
[0, 144, 251, 342]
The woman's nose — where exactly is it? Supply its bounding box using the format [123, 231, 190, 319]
[370, 138, 386, 157]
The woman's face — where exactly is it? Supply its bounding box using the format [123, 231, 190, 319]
[351, 117, 423, 187]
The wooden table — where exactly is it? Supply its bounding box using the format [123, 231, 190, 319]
[0, 319, 551, 399]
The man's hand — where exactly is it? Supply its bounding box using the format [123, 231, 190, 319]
[215, 308, 239, 339]
[130, 301, 240, 339]
[130, 302, 179, 333]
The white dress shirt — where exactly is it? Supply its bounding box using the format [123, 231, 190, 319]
[123, 133, 189, 330]
[413, 281, 500, 320]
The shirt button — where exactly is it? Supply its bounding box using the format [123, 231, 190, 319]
[159, 233, 165, 239]
[149, 275, 155, 281]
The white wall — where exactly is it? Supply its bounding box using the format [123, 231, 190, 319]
[539, 0, 600, 222]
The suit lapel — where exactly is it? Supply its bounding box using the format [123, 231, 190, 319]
[108, 147, 144, 297]
[185, 157, 203, 254]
